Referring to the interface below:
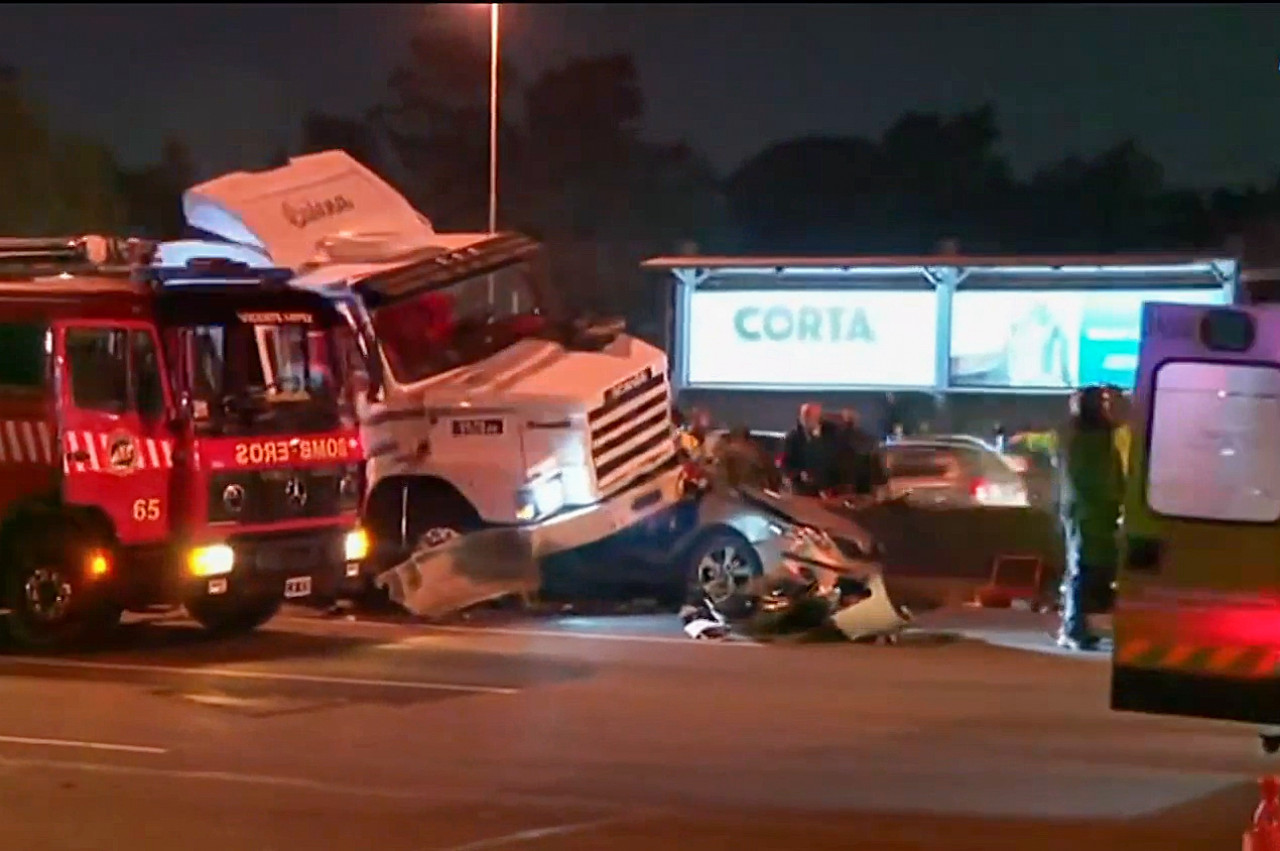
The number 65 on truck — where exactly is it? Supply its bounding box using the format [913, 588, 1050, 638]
[0, 237, 368, 650]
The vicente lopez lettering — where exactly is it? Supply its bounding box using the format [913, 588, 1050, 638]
[733, 305, 875, 343]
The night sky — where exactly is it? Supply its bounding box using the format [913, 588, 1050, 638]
[1, 3, 1277, 188]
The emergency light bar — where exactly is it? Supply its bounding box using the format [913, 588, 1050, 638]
[141, 256, 294, 289]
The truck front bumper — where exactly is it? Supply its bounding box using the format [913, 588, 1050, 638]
[187, 526, 365, 604]
[524, 460, 686, 559]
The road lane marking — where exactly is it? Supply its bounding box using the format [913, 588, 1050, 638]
[436, 817, 624, 850]
[0, 734, 166, 755]
[0, 657, 520, 695]
[413, 623, 763, 647]
[0, 753, 636, 813]
[276, 614, 763, 647]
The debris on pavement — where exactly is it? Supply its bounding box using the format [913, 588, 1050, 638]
[375, 527, 540, 620]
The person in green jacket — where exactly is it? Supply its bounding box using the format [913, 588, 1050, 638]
[1057, 385, 1125, 651]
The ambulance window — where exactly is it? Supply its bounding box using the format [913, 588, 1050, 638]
[65, 328, 128, 414]
[1147, 361, 1280, 523]
[0, 323, 47, 390]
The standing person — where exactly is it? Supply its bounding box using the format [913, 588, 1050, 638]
[677, 407, 714, 463]
[1104, 384, 1133, 478]
[1057, 385, 1125, 651]
[781, 403, 836, 496]
[879, 392, 906, 441]
[834, 408, 881, 497]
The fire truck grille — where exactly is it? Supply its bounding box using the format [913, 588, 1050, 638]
[587, 367, 674, 496]
[208, 467, 346, 525]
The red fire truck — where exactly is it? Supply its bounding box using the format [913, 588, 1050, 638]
[0, 236, 369, 650]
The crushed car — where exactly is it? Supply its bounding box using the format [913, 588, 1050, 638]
[672, 462, 912, 643]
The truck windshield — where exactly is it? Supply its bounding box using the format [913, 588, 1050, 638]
[177, 321, 355, 436]
[371, 261, 547, 385]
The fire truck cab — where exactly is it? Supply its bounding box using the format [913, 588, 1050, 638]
[0, 236, 368, 650]
[1111, 300, 1280, 747]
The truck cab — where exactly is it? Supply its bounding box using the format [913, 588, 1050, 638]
[0, 236, 367, 650]
[176, 151, 686, 608]
[1111, 301, 1280, 738]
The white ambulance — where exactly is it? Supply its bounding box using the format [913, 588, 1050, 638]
[1111, 300, 1280, 751]
[171, 152, 686, 608]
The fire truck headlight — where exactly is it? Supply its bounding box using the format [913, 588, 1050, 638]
[189, 544, 235, 577]
[343, 528, 370, 563]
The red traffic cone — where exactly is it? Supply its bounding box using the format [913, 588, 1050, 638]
[1244, 776, 1280, 851]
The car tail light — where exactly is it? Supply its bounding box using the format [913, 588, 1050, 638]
[970, 477, 991, 502]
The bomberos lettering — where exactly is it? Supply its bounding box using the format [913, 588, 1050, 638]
[234, 437, 351, 465]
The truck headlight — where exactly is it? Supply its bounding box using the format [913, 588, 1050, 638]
[343, 528, 370, 562]
[189, 544, 235, 577]
[516, 474, 566, 522]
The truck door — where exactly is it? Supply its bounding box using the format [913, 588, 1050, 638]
[56, 322, 174, 546]
[1112, 302, 1280, 724]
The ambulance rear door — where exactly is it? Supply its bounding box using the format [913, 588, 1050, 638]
[1112, 301, 1280, 724]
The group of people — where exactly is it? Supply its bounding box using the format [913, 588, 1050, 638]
[779, 403, 889, 499]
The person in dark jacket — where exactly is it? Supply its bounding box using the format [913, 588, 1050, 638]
[1057, 385, 1125, 651]
[834, 408, 884, 496]
[781, 403, 837, 496]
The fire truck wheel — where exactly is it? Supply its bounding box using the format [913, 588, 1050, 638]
[186, 595, 283, 636]
[2, 526, 120, 651]
[1262, 734, 1280, 755]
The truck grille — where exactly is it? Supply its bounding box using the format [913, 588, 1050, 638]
[588, 367, 674, 496]
[208, 466, 349, 525]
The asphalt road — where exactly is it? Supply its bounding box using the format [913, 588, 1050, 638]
[0, 606, 1271, 850]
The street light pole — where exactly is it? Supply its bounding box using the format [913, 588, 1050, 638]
[488, 2, 499, 234]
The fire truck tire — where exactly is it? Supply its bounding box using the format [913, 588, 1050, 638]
[2, 524, 121, 651]
[186, 595, 283, 636]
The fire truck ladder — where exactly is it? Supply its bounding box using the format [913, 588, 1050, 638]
[0, 235, 154, 271]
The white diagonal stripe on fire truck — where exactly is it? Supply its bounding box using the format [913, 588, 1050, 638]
[36, 421, 52, 464]
[4, 421, 21, 463]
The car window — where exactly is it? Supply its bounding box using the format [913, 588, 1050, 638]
[0, 323, 47, 391]
[884, 446, 954, 478]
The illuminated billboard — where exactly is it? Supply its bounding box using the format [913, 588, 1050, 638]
[948, 287, 1229, 390]
[685, 289, 938, 388]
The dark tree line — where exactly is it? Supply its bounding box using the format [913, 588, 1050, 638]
[728, 104, 1280, 256]
[5, 23, 1280, 325]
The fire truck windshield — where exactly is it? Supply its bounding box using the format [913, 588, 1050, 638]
[371, 261, 547, 385]
[178, 320, 353, 436]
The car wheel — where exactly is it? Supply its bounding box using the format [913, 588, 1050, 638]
[684, 529, 762, 609]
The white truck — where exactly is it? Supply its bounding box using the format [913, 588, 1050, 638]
[171, 151, 688, 609]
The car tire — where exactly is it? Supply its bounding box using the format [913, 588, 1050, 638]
[186, 595, 283, 636]
[682, 528, 763, 612]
